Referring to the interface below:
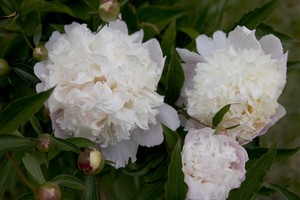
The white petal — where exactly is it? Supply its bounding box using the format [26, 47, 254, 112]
[144, 38, 165, 69]
[100, 138, 139, 168]
[108, 19, 128, 34]
[212, 31, 227, 48]
[176, 48, 202, 64]
[131, 29, 144, 43]
[51, 110, 69, 139]
[134, 123, 164, 147]
[36, 83, 45, 93]
[34, 62, 49, 79]
[196, 34, 216, 57]
[227, 26, 261, 50]
[259, 34, 283, 59]
[195, 31, 226, 57]
[257, 104, 286, 136]
[157, 103, 180, 131]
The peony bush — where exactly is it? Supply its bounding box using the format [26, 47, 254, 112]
[0, 0, 299, 199]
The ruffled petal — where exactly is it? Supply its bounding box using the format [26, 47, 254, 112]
[133, 123, 164, 147]
[156, 103, 180, 131]
[100, 137, 139, 168]
[34, 62, 49, 79]
[108, 19, 128, 34]
[259, 34, 283, 59]
[143, 38, 165, 70]
[257, 104, 286, 136]
[227, 26, 261, 50]
[195, 31, 226, 57]
[176, 48, 202, 64]
[130, 29, 144, 43]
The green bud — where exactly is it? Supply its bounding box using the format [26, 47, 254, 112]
[36, 134, 56, 153]
[77, 147, 105, 175]
[99, 0, 120, 22]
[0, 58, 11, 77]
[33, 46, 48, 61]
[34, 182, 61, 200]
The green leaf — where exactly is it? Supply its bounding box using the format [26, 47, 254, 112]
[134, 182, 165, 200]
[65, 137, 96, 148]
[52, 174, 86, 190]
[22, 152, 46, 184]
[177, 27, 200, 40]
[165, 139, 188, 200]
[123, 154, 165, 176]
[246, 146, 300, 169]
[53, 137, 81, 154]
[0, 134, 36, 154]
[0, 156, 15, 198]
[269, 183, 300, 200]
[30, 115, 43, 135]
[0, 88, 54, 134]
[163, 48, 185, 105]
[16, 193, 34, 200]
[161, 21, 176, 56]
[233, 0, 279, 29]
[228, 142, 277, 199]
[162, 124, 179, 151]
[212, 104, 231, 128]
[82, 175, 99, 200]
[33, 24, 42, 47]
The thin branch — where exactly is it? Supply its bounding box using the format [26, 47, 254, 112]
[7, 151, 36, 191]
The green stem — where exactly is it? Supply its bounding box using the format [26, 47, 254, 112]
[7, 151, 36, 191]
[178, 109, 205, 126]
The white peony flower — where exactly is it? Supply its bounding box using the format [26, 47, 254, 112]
[177, 26, 287, 143]
[34, 19, 180, 168]
[182, 127, 248, 200]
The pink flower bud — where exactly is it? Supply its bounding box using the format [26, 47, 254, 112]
[36, 134, 56, 153]
[77, 147, 105, 175]
[98, 0, 120, 22]
[34, 182, 61, 200]
[33, 46, 48, 61]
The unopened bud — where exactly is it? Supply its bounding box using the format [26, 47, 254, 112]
[36, 134, 56, 153]
[33, 46, 48, 61]
[77, 147, 105, 175]
[99, 0, 120, 22]
[0, 58, 11, 77]
[34, 182, 61, 200]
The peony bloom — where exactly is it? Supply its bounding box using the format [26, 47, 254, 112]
[177, 26, 287, 143]
[34, 19, 180, 168]
[182, 128, 248, 200]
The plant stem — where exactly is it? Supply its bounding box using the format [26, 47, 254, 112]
[7, 151, 36, 191]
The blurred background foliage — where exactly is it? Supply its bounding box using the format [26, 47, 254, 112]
[0, 0, 300, 199]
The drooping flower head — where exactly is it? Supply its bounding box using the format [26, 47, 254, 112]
[182, 128, 248, 200]
[34, 19, 180, 168]
[177, 26, 287, 143]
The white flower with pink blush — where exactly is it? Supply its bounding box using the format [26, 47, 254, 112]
[177, 26, 287, 144]
[182, 127, 248, 200]
[34, 19, 180, 168]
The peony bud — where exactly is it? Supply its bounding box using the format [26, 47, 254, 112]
[34, 182, 61, 200]
[36, 134, 56, 153]
[98, 0, 120, 22]
[0, 58, 11, 77]
[77, 147, 105, 175]
[33, 46, 48, 61]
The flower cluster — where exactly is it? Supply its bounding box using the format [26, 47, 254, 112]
[177, 26, 287, 144]
[34, 20, 180, 168]
[177, 26, 287, 199]
[34, 19, 287, 199]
